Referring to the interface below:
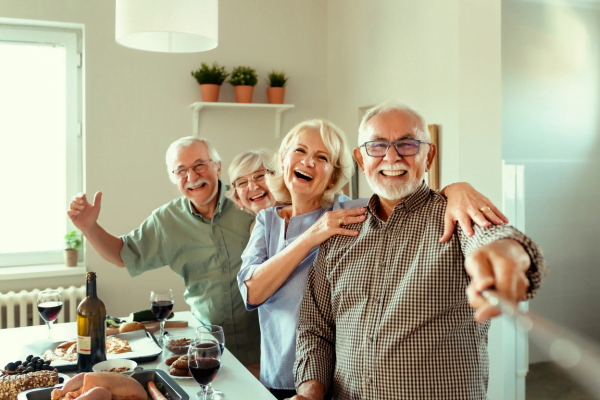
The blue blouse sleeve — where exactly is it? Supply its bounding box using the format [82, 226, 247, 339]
[237, 208, 270, 311]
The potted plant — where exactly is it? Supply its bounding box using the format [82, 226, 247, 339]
[229, 66, 258, 103]
[266, 70, 289, 104]
[64, 230, 82, 267]
[191, 62, 229, 102]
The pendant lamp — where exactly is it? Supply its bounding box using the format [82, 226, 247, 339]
[115, 0, 218, 53]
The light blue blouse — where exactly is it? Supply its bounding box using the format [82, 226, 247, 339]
[237, 194, 367, 389]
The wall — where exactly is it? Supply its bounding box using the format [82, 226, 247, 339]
[502, 0, 600, 363]
[326, 0, 504, 397]
[0, 0, 329, 316]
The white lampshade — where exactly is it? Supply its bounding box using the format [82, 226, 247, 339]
[115, 0, 218, 53]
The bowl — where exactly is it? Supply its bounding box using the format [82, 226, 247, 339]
[92, 359, 137, 373]
[163, 334, 193, 356]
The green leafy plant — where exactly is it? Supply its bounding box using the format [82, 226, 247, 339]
[267, 70, 289, 87]
[64, 230, 82, 250]
[191, 62, 229, 85]
[229, 66, 258, 86]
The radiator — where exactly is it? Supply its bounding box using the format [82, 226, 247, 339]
[0, 285, 86, 329]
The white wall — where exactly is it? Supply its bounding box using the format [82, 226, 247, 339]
[502, 0, 600, 363]
[326, 1, 504, 397]
[0, 0, 329, 316]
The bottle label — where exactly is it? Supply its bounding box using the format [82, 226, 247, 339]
[77, 335, 91, 355]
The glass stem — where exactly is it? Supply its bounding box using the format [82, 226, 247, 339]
[160, 320, 166, 341]
[47, 321, 52, 339]
[198, 385, 208, 400]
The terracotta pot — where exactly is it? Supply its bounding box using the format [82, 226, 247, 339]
[234, 85, 254, 103]
[200, 84, 221, 102]
[267, 87, 285, 104]
[64, 249, 78, 267]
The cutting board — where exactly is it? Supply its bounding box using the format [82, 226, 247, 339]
[107, 320, 188, 336]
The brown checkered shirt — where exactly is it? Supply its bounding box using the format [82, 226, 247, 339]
[294, 182, 547, 400]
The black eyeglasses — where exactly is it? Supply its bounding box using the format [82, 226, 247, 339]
[172, 160, 214, 178]
[233, 169, 273, 189]
[360, 139, 430, 157]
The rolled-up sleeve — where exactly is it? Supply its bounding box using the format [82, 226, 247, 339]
[120, 213, 168, 277]
[293, 239, 335, 392]
[238, 209, 269, 310]
[459, 223, 548, 298]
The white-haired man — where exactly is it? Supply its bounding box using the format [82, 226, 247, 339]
[67, 137, 260, 368]
[291, 104, 547, 400]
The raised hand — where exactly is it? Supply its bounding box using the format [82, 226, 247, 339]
[440, 182, 509, 243]
[67, 192, 103, 233]
[301, 207, 367, 247]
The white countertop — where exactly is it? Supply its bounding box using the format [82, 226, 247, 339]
[0, 311, 275, 399]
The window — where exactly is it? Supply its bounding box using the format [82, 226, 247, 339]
[0, 19, 83, 267]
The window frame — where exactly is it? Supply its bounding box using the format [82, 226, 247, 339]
[0, 18, 84, 268]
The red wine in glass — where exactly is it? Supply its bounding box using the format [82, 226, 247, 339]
[150, 289, 174, 345]
[38, 301, 63, 322]
[189, 358, 221, 385]
[150, 301, 174, 320]
[37, 289, 63, 339]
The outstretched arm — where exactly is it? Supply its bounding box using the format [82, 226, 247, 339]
[67, 192, 125, 267]
[439, 182, 509, 243]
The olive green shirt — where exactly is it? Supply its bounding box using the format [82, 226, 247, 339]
[120, 182, 260, 365]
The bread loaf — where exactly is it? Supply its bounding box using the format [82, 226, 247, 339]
[119, 321, 145, 333]
[0, 369, 59, 400]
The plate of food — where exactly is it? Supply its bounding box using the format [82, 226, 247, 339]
[17, 369, 189, 400]
[157, 355, 193, 379]
[19, 330, 162, 372]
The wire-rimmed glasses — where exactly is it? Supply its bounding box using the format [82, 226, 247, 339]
[37, 289, 63, 340]
[232, 169, 273, 189]
[172, 160, 214, 179]
[360, 139, 430, 157]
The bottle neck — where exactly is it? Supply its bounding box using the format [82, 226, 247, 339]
[86, 277, 97, 298]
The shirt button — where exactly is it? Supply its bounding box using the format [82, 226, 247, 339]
[366, 336, 373, 343]
[365, 376, 372, 384]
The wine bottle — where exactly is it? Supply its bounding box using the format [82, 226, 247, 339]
[77, 271, 107, 372]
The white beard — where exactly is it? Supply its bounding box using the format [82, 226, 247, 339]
[366, 173, 422, 200]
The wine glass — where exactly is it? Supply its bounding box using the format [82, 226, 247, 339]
[188, 337, 222, 400]
[37, 289, 63, 340]
[150, 289, 174, 345]
[195, 325, 225, 399]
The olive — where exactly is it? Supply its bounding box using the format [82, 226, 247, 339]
[25, 355, 33, 362]
[14, 361, 22, 367]
[4, 362, 16, 372]
[41, 365, 51, 371]
[58, 377, 64, 384]
[31, 357, 40, 363]
[43, 360, 51, 365]
[22, 361, 29, 368]
[35, 360, 43, 369]
[24, 367, 35, 374]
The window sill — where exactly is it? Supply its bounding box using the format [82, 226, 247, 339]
[0, 264, 86, 281]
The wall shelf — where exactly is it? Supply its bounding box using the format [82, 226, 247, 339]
[189, 102, 295, 138]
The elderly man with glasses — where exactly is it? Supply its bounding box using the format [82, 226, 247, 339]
[67, 136, 261, 370]
[291, 103, 547, 400]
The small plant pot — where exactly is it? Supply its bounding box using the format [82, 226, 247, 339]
[200, 84, 221, 102]
[64, 249, 78, 267]
[234, 85, 254, 103]
[267, 87, 285, 104]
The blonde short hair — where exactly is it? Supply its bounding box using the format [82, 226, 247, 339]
[268, 119, 353, 208]
[225, 149, 276, 202]
[165, 136, 221, 183]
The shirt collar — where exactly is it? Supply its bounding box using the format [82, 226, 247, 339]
[188, 180, 227, 219]
[367, 180, 431, 220]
